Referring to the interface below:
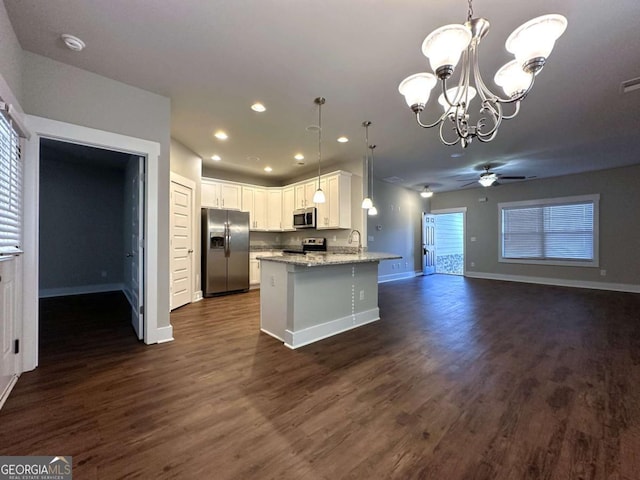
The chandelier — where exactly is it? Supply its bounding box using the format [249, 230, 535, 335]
[398, 0, 567, 148]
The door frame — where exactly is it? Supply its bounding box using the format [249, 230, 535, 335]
[22, 115, 164, 372]
[170, 172, 197, 309]
[430, 207, 468, 276]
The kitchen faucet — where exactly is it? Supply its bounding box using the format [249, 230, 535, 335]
[348, 229, 362, 253]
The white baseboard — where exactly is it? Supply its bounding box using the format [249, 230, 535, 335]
[0, 375, 19, 411]
[284, 308, 379, 349]
[39, 283, 126, 298]
[378, 271, 418, 284]
[465, 271, 640, 293]
[260, 327, 284, 342]
[193, 290, 203, 302]
[156, 325, 174, 343]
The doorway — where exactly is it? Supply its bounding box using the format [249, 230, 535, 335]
[423, 208, 467, 276]
[38, 139, 145, 349]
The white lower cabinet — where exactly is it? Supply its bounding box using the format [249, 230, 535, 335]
[250, 256, 261, 285]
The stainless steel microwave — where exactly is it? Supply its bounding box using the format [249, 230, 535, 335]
[293, 207, 316, 229]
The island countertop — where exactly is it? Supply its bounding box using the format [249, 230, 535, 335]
[257, 251, 401, 267]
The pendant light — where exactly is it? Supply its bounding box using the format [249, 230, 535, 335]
[361, 121, 373, 209]
[367, 144, 378, 216]
[312, 97, 326, 204]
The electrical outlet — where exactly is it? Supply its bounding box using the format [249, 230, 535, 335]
[359, 290, 365, 300]
[101, 271, 107, 278]
[470, 261, 475, 267]
[333, 235, 337, 241]
[270, 275, 276, 286]
[368, 235, 374, 242]
[470, 236, 477, 242]
[600, 269, 607, 276]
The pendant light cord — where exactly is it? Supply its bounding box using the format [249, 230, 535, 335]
[315, 97, 325, 189]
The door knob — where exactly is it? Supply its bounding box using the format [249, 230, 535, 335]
[126, 252, 134, 257]
[188, 249, 194, 253]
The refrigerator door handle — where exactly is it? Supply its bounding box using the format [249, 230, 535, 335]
[225, 222, 230, 257]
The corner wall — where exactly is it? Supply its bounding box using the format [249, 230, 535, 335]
[430, 164, 640, 288]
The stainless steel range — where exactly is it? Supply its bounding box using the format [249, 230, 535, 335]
[282, 237, 327, 255]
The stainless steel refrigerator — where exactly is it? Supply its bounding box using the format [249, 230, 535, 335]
[201, 208, 250, 296]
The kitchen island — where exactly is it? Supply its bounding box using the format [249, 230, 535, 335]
[258, 252, 401, 348]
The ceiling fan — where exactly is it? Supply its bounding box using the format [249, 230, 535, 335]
[459, 165, 530, 187]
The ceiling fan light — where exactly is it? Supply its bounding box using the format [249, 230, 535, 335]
[478, 174, 497, 187]
[506, 14, 568, 69]
[420, 186, 434, 198]
[494, 60, 533, 97]
[367, 205, 378, 216]
[438, 86, 477, 112]
[313, 188, 326, 204]
[421, 24, 472, 74]
[398, 73, 437, 108]
[361, 197, 373, 209]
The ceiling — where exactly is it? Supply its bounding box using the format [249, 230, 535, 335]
[5, 0, 640, 192]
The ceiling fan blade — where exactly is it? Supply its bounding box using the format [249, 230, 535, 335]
[492, 181, 502, 186]
[457, 178, 476, 182]
[499, 176, 526, 180]
[460, 181, 477, 187]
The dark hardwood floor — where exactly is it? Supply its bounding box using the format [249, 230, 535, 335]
[1, 277, 640, 479]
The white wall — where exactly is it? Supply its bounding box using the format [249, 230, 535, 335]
[0, 1, 22, 103]
[431, 164, 640, 288]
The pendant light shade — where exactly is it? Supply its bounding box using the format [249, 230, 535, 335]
[368, 206, 378, 216]
[361, 121, 373, 210]
[361, 197, 373, 209]
[313, 97, 326, 204]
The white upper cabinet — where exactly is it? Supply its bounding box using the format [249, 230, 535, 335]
[316, 172, 352, 230]
[242, 186, 267, 230]
[267, 189, 283, 231]
[281, 186, 295, 231]
[201, 179, 241, 210]
[294, 180, 317, 209]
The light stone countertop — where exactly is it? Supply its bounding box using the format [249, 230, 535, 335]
[256, 251, 401, 267]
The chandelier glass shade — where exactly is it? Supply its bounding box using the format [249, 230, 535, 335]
[420, 186, 434, 198]
[398, 1, 567, 148]
[478, 173, 497, 187]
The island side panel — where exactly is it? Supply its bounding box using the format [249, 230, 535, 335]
[259, 260, 288, 341]
[285, 261, 381, 348]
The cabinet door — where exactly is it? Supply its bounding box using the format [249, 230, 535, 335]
[326, 175, 340, 228]
[201, 182, 220, 208]
[281, 187, 295, 231]
[250, 259, 260, 285]
[267, 189, 283, 231]
[242, 187, 255, 227]
[221, 183, 241, 210]
[316, 178, 329, 228]
[294, 184, 307, 209]
[253, 188, 267, 230]
[306, 180, 318, 207]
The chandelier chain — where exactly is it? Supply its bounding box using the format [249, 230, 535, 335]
[467, 0, 473, 22]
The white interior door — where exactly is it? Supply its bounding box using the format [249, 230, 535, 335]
[422, 213, 436, 275]
[170, 180, 193, 310]
[130, 157, 144, 339]
[0, 258, 17, 400]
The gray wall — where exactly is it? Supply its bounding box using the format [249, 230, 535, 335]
[366, 179, 427, 278]
[39, 152, 125, 292]
[170, 139, 202, 293]
[0, 1, 22, 103]
[430, 164, 640, 286]
[21, 52, 172, 328]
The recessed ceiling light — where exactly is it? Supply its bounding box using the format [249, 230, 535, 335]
[294, 153, 304, 161]
[214, 131, 228, 140]
[264, 166, 273, 172]
[211, 155, 221, 161]
[337, 136, 349, 143]
[61, 34, 86, 52]
[251, 103, 266, 112]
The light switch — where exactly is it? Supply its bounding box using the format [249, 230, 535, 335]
[470, 236, 477, 242]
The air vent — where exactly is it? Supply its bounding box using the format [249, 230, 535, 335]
[621, 77, 640, 94]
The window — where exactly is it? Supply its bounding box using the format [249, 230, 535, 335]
[499, 195, 599, 267]
[0, 107, 22, 255]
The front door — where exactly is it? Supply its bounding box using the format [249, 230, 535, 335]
[170, 180, 193, 310]
[422, 213, 436, 275]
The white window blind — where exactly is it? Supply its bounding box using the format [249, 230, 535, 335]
[499, 195, 599, 267]
[0, 110, 22, 255]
